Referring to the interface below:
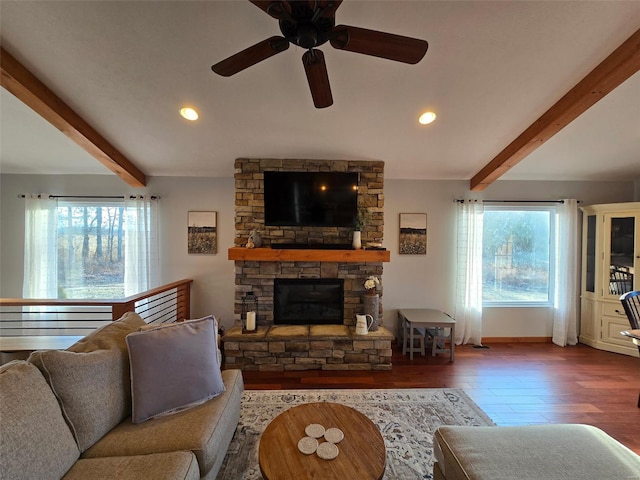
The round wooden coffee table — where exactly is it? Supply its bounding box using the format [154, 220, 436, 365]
[259, 402, 386, 480]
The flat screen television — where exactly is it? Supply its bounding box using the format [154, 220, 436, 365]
[264, 171, 359, 227]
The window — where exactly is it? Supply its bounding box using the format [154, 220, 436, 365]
[56, 201, 126, 298]
[23, 195, 159, 299]
[482, 206, 556, 306]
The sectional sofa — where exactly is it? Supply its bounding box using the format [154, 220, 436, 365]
[0, 312, 243, 480]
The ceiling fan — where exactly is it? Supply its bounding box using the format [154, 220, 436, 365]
[211, 0, 429, 108]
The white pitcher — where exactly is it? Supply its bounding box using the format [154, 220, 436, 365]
[355, 314, 374, 335]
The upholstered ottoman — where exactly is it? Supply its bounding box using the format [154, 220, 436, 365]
[433, 424, 640, 480]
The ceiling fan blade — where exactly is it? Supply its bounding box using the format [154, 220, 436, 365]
[309, 0, 342, 18]
[330, 25, 428, 64]
[212, 36, 289, 77]
[249, 1, 292, 19]
[302, 49, 333, 108]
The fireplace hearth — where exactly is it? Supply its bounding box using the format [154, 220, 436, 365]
[274, 278, 343, 325]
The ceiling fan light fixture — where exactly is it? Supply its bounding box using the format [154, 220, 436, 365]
[180, 107, 199, 121]
[296, 23, 319, 49]
[419, 111, 436, 125]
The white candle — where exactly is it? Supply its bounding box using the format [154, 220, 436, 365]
[246, 311, 256, 331]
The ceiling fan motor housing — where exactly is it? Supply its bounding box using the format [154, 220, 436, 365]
[279, 2, 334, 49]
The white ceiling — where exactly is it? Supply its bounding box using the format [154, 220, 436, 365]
[1, 1, 639, 186]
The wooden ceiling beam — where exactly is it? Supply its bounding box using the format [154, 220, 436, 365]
[470, 28, 640, 191]
[0, 47, 146, 187]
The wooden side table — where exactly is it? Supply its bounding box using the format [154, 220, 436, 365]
[259, 402, 386, 480]
[398, 308, 456, 361]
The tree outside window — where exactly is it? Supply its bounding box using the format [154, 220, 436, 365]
[57, 202, 126, 298]
[23, 195, 158, 300]
[482, 207, 555, 305]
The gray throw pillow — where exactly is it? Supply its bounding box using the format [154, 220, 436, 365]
[126, 316, 225, 424]
[0, 361, 80, 480]
[28, 311, 146, 452]
[141, 315, 221, 364]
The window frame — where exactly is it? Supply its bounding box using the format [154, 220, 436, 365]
[55, 198, 128, 299]
[482, 204, 557, 308]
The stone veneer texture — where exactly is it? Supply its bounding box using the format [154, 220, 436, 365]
[233, 159, 385, 327]
[223, 325, 394, 371]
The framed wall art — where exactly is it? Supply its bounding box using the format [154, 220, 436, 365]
[188, 211, 217, 254]
[399, 213, 427, 255]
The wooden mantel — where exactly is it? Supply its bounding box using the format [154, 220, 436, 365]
[228, 247, 390, 263]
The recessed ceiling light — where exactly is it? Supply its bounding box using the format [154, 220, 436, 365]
[180, 107, 199, 121]
[418, 111, 436, 125]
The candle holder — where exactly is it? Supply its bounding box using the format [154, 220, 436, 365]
[242, 291, 258, 334]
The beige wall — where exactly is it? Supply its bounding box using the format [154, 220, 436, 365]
[0, 174, 236, 326]
[383, 179, 635, 338]
[1, 173, 635, 339]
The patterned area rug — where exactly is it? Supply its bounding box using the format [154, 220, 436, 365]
[216, 388, 494, 480]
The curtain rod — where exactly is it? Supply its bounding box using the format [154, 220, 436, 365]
[18, 194, 159, 200]
[485, 199, 566, 204]
[455, 199, 575, 204]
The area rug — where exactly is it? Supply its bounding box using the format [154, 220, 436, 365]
[216, 388, 494, 480]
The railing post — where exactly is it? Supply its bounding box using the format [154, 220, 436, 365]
[112, 301, 136, 321]
[177, 283, 191, 321]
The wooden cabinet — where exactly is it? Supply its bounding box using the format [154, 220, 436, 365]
[580, 202, 640, 356]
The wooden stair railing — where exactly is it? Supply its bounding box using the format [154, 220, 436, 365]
[0, 279, 193, 344]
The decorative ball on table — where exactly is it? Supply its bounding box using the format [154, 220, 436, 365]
[363, 276, 380, 331]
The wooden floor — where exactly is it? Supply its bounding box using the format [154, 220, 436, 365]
[241, 342, 640, 454]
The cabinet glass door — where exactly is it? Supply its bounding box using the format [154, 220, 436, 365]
[605, 215, 635, 297]
[585, 215, 596, 293]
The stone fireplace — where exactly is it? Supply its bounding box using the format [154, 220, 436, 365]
[224, 159, 394, 371]
[231, 158, 386, 328]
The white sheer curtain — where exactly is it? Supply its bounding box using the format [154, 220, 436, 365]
[552, 199, 579, 346]
[455, 200, 484, 345]
[124, 195, 160, 296]
[23, 195, 58, 298]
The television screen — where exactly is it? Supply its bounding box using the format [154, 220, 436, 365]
[264, 171, 358, 227]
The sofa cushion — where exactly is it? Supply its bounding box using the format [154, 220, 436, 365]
[67, 311, 145, 353]
[28, 311, 145, 452]
[434, 424, 640, 480]
[82, 369, 244, 479]
[126, 316, 225, 423]
[64, 452, 200, 480]
[0, 361, 80, 480]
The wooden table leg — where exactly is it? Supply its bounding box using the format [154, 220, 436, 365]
[450, 324, 455, 362]
[410, 321, 414, 360]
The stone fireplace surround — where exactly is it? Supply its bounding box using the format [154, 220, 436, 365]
[232, 158, 386, 328]
[224, 159, 394, 371]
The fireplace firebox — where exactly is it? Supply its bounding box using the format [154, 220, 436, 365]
[273, 278, 344, 325]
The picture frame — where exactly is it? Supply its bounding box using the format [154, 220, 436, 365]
[399, 213, 427, 255]
[188, 211, 217, 254]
